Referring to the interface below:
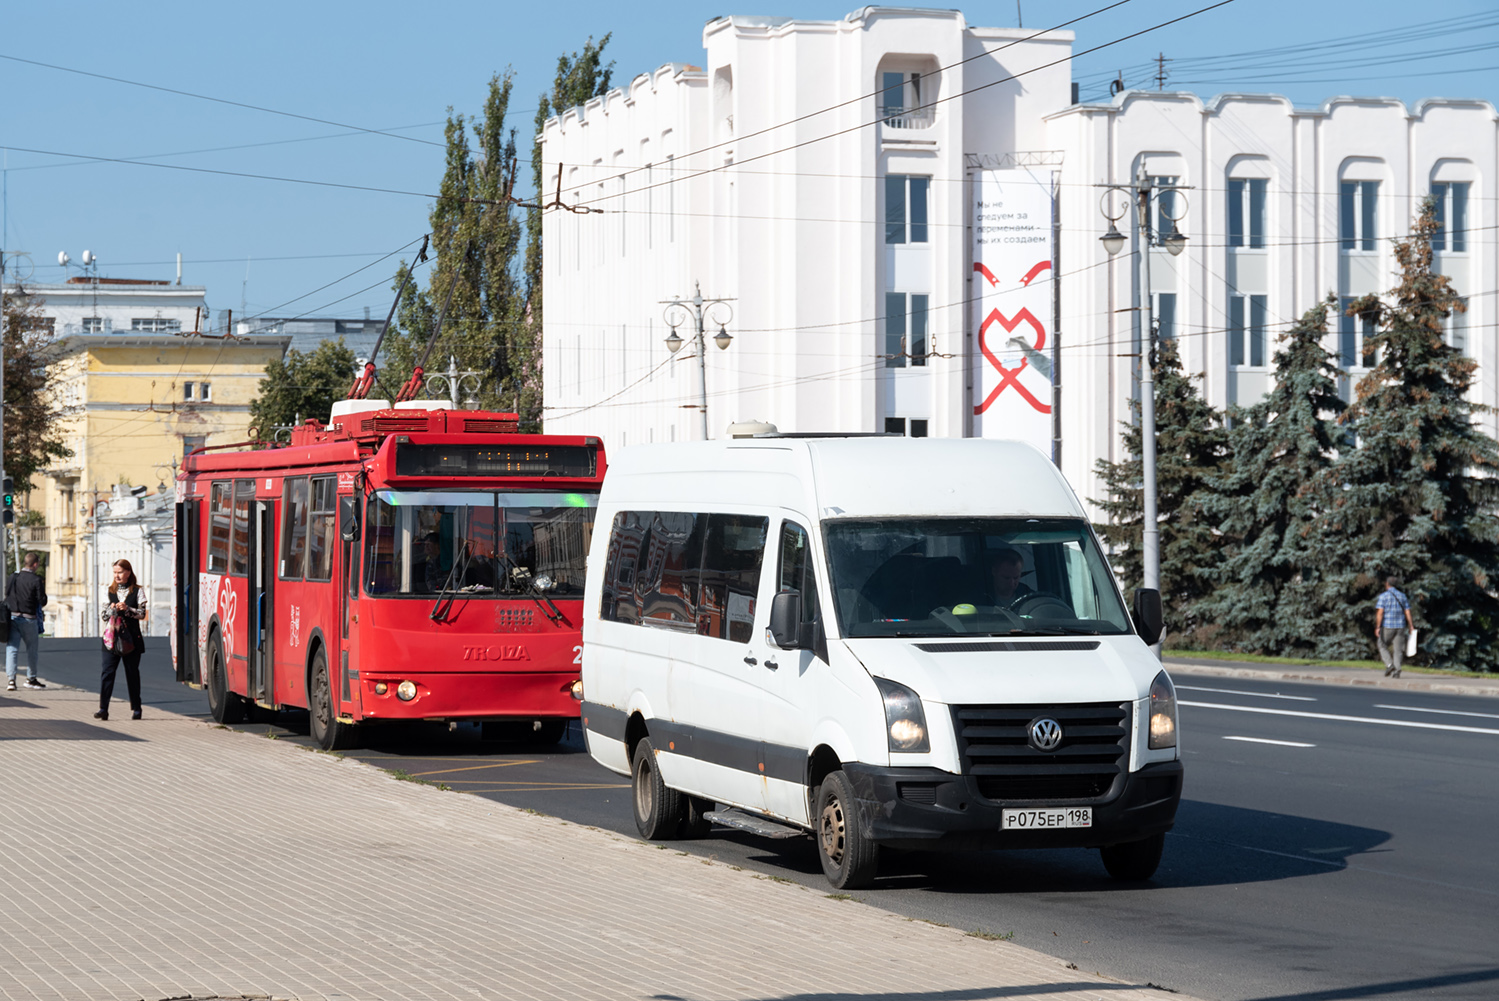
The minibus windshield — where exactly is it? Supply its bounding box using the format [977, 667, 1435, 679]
[823, 517, 1133, 638]
[364, 489, 596, 597]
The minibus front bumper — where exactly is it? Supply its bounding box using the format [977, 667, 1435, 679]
[842, 759, 1183, 852]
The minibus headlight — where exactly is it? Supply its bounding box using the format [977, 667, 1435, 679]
[875, 677, 929, 753]
[1148, 670, 1178, 749]
[396, 680, 418, 702]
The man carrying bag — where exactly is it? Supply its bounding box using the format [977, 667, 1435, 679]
[1374, 576, 1414, 679]
[6, 552, 48, 691]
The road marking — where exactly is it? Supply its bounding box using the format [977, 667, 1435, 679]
[405, 760, 542, 777]
[1179, 700, 1499, 735]
[1177, 685, 1316, 702]
[1374, 704, 1499, 721]
[1223, 735, 1315, 747]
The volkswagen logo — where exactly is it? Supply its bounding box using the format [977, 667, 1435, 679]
[1028, 717, 1064, 752]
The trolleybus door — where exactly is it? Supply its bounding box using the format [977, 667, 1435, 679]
[250, 499, 275, 705]
[339, 494, 360, 718]
[174, 498, 201, 684]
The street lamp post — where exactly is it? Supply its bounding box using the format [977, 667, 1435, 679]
[661, 282, 735, 440]
[425, 355, 484, 410]
[1099, 166, 1188, 600]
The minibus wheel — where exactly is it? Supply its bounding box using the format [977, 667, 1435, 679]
[1100, 832, 1165, 881]
[680, 796, 714, 839]
[309, 648, 360, 751]
[631, 738, 683, 840]
[206, 634, 244, 725]
[815, 771, 879, 889]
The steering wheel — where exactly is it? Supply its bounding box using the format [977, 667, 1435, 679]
[1008, 593, 1074, 619]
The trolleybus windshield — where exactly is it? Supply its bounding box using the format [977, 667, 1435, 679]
[364, 489, 597, 597]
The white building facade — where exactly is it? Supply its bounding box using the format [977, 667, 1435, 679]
[541, 7, 1498, 506]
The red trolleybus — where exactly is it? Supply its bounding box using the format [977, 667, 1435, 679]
[172, 403, 605, 750]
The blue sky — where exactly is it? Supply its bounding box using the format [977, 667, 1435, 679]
[3, 0, 1496, 327]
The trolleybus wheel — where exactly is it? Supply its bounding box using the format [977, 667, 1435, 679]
[309, 647, 359, 751]
[1100, 832, 1165, 881]
[206, 633, 245, 725]
[815, 770, 880, 890]
[631, 737, 684, 841]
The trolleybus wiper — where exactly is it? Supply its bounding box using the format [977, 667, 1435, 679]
[430, 543, 475, 623]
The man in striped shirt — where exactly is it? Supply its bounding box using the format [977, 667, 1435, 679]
[1374, 577, 1414, 678]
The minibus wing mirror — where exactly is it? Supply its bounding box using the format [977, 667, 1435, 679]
[1133, 588, 1163, 646]
[769, 590, 802, 649]
[339, 496, 359, 542]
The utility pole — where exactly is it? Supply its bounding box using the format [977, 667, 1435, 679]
[1, 248, 8, 579]
[661, 283, 735, 441]
[1154, 53, 1171, 90]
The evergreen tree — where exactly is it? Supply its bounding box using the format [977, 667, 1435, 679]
[1194, 296, 1346, 654]
[248, 339, 357, 441]
[1312, 198, 1499, 670]
[520, 36, 613, 431]
[1093, 337, 1229, 644]
[383, 72, 524, 413]
[2, 285, 72, 491]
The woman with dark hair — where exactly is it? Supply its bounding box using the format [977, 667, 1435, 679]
[95, 558, 148, 721]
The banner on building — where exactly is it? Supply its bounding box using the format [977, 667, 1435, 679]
[971, 168, 1056, 452]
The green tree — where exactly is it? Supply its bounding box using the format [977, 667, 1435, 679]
[2, 285, 72, 491]
[248, 339, 357, 440]
[1313, 198, 1499, 670]
[519, 36, 613, 431]
[384, 72, 525, 414]
[1093, 337, 1229, 645]
[1194, 296, 1346, 654]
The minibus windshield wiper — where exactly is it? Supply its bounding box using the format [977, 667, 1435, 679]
[430, 544, 475, 623]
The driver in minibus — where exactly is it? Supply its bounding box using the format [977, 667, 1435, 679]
[987, 547, 1035, 607]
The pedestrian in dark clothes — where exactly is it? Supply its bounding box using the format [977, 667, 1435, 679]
[6, 551, 48, 691]
[95, 559, 147, 721]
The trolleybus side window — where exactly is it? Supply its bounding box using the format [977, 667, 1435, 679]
[306, 476, 337, 582]
[231, 479, 254, 577]
[207, 482, 232, 573]
[281, 477, 310, 580]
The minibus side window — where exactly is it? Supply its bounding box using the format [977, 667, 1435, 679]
[641, 511, 701, 629]
[698, 514, 769, 643]
[207, 482, 232, 573]
[601, 511, 648, 623]
[281, 477, 310, 580]
[230, 479, 254, 576]
[777, 520, 820, 625]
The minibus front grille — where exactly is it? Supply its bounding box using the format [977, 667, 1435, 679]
[952, 702, 1129, 802]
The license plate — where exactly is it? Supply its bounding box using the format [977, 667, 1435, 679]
[1002, 807, 1092, 830]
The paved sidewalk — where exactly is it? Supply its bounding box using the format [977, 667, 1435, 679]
[1164, 656, 1499, 699]
[0, 687, 1200, 1001]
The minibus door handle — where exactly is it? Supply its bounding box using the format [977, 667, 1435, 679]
[743, 654, 758, 666]
[763, 659, 779, 671]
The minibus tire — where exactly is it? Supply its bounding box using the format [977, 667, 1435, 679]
[815, 771, 880, 889]
[1100, 832, 1165, 881]
[309, 648, 359, 751]
[206, 634, 244, 725]
[681, 796, 714, 839]
[631, 738, 683, 840]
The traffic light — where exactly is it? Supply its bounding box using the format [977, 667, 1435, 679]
[2, 476, 13, 525]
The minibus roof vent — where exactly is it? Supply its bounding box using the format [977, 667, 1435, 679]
[726, 420, 778, 438]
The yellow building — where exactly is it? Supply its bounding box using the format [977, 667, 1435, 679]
[17, 279, 290, 635]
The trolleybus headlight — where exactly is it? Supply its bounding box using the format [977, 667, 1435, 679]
[570, 679, 584, 701]
[874, 677, 929, 753]
[374, 682, 388, 696]
[1148, 670, 1178, 749]
[396, 680, 418, 702]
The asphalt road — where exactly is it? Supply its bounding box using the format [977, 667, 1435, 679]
[32, 637, 1499, 1001]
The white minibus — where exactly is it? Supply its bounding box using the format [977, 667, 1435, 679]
[579, 432, 1181, 889]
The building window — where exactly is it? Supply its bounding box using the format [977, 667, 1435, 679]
[885, 418, 906, 434]
[1154, 293, 1177, 341]
[1339, 181, 1378, 251]
[81, 317, 105, 333]
[1431, 182, 1469, 252]
[1150, 176, 1180, 244]
[131, 317, 182, 333]
[885, 175, 930, 244]
[183, 435, 206, 456]
[910, 419, 929, 438]
[1227, 178, 1267, 249]
[1229, 294, 1267, 367]
[183, 382, 195, 401]
[1339, 296, 1377, 369]
[884, 292, 929, 368]
[1447, 297, 1469, 354]
[199, 382, 211, 402]
[879, 71, 932, 128]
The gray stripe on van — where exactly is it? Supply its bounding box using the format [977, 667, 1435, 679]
[914, 640, 1101, 653]
[581, 702, 804, 785]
